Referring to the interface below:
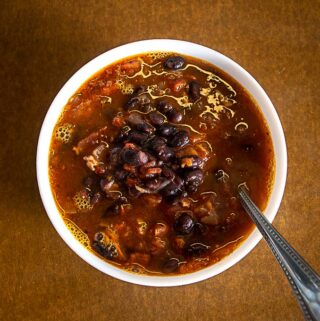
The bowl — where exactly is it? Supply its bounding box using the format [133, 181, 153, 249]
[37, 39, 287, 287]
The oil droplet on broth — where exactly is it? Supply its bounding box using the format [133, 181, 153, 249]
[65, 218, 90, 248]
[55, 123, 75, 143]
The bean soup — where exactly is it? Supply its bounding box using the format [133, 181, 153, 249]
[49, 52, 274, 275]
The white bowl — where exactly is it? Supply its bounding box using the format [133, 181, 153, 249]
[37, 39, 287, 287]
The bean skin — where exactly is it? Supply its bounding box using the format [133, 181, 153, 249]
[184, 169, 204, 193]
[169, 130, 189, 147]
[136, 122, 155, 134]
[174, 212, 195, 235]
[92, 238, 118, 259]
[146, 178, 171, 192]
[157, 100, 173, 114]
[185, 242, 210, 256]
[162, 183, 180, 198]
[109, 147, 121, 166]
[128, 130, 149, 145]
[125, 93, 150, 111]
[188, 81, 201, 101]
[164, 56, 185, 70]
[157, 124, 177, 137]
[120, 148, 148, 166]
[167, 109, 183, 123]
[149, 111, 165, 126]
[157, 146, 174, 161]
[179, 155, 204, 169]
[127, 112, 144, 126]
[162, 258, 179, 273]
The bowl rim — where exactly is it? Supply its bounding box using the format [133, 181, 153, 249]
[37, 39, 287, 287]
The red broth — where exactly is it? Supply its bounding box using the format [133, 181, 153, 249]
[49, 52, 274, 275]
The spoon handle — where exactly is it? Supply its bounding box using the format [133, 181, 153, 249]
[238, 185, 320, 321]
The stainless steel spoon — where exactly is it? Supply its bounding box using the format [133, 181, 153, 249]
[238, 185, 320, 321]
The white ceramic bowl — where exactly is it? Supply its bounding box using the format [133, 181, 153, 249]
[37, 39, 287, 287]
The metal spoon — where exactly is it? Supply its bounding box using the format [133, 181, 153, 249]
[238, 185, 320, 321]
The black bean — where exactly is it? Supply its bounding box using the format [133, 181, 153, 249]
[185, 182, 199, 193]
[179, 155, 204, 169]
[95, 232, 104, 241]
[125, 93, 150, 111]
[162, 258, 179, 273]
[109, 147, 121, 166]
[157, 100, 173, 114]
[169, 130, 189, 147]
[167, 109, 183, 123]
[113, 129, 129, 144]
[161, 177, 184, 200]
[127, 130, 149, 145]
[92, 240, 117, 259]
[172, 175, 184, 188]
[145, 178, 161, 192]
[184, 171, 203, 193]
[149, 111, 165, 126]
[188, 81, 201, 101]
[149, 136, 167, 150]
[170, 191, 188, 205]
[127, 112, 144, 126]
[174, 212, 195, 235]
[120, 148, 138, 165]
[164, 56, 185, 70]
[157, 123, 177, 137]
[138, 94, 151, 105]
[145, 178, 162, 191]
[157, 145, 174, 161]
[118, 196, 128, 204]
[147, 137, 174, 161]
[138, 151, 149, 164]
[162, 183, 180, 198]
[120, 148, 148, 166]
[162, 166, 176, 179]
[185, 243, 210, 256]
[136, 122, 155, 134]
[124, 96, 139, 110]
[139, 103, 153, 114]
[193, 222, 208, 235]
[184, 169, 204, 186]
[145, 178, 170, 192]
[127, 113, 154, 133]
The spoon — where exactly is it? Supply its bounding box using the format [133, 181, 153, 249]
[238, 185, 320, 321]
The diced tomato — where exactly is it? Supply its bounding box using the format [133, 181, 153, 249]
[112, 115, 126, 127]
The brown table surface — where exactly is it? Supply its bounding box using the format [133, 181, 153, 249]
[1, 1, 319, 320]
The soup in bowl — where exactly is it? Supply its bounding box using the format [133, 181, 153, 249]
[37, 39, 287, 286]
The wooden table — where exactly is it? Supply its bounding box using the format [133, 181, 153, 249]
[1, 1, 319, 320]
